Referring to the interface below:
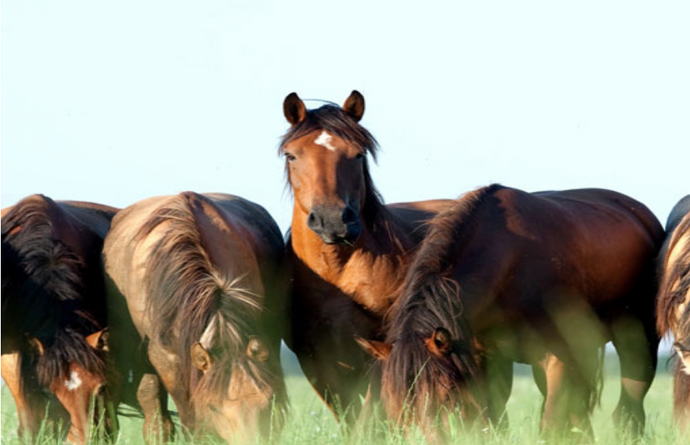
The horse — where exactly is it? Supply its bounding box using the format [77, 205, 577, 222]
[1, 194, 117, 444]
[656, 195, 690, 428]
[102, 192, 287, 443]
[280, 91, 455, 421]
[358, 184, 664, 440]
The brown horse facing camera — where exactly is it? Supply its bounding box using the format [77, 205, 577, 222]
[1, 195, 117, 444]
[280, 91, 455, 421]
[358, 185, 664, 440]
[102, 192, 287, 443]
[656, 195, 690, 428]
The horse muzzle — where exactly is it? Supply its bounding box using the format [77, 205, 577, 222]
[307, 205, 361, 245]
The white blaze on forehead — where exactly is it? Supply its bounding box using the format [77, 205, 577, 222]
[314, 131, 338, 151]
[64, 371, 83, 391]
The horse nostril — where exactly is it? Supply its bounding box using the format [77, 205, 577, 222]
[342, 207, 357, 225]
[307, 212, 319, 230]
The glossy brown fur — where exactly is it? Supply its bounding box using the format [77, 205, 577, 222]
[656, 195, 690, 427]
[1, 195, 117, 444]
[280, 92, 455, 420]
[373, 185, 663, 439]
[102, 192, 287, 443]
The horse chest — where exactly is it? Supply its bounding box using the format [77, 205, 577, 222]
[295, 251, 401, 317]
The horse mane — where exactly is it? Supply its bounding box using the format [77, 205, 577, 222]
[279, 104, 402, 246]
[382, 185, 503, 415]
[1, 195, 107, 388]
[136, 192, 283, 407]
[656, 210, 690, 338]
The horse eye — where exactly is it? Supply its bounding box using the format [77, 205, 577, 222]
[355, 153, 365, 160]
[285, 153, 296, 162]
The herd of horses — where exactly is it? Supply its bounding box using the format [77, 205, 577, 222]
[2, 91, 689, 444]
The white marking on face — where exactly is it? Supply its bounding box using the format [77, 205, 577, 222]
[314, 131, 338, 151]
[64, 371, 82, 391]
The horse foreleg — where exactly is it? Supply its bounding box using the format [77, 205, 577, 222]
[136, 372, 174, 444]
[1, 352, 45, 440]
[481, 356, 513, 430]
[611, 315, 659, 437]
[538, 353, 594, 441]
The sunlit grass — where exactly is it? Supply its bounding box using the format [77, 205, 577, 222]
[2, 353, 687, 444]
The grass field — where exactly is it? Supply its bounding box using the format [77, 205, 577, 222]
[2, 352, 687, 444]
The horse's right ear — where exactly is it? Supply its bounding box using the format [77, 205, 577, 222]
[355, 337, 392, 361]
[283, 92, 307, 125]
[191, 342, 212, 372]
[29, 338, 45, 356]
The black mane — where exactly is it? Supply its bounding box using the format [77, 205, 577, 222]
[1, 195, 107, 387]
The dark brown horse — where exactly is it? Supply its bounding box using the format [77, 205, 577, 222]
[1, 194, 117, 444]
[358, 185, 663, 440]
[280, 91, 454, 420]
[102, 192, 287, 443]
[656, 195, 690, 428]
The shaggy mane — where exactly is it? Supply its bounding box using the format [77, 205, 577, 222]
[135, 192, 284, 407]
[1, 195, 107, 388]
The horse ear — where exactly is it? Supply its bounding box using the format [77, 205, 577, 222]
[426, 327, 452, 356]
[343, 90, 365, 122]
[246, 336, 270, 362]
[284, 92, 307, 125]
[355, 337, 392, 361]
[191, 342, 212, 372]
[86, 328, 109, 352]
[29, 338, 45, 356]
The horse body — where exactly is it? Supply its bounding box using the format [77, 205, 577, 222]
[281, 91, 455, 418]
[656, 195, 690, 426]
[361, 185, 663, 438]
[103, 192, 287, 443]
[1, 194, 117, 444]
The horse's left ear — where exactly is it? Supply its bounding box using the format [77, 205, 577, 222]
[343, 90, 365, 122]
[86, 328, 109, 352]
[29, 338, 45, 356]
[355, 337, 392, 361]
[425, 327, 452, 357]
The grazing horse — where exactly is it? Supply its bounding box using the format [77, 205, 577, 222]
[358, 185, 663, 439]
[280, 91, 454, 420]
[656, 195, 690, 428]
[102, 192, 287, 443]
[1, 194, 117, 444]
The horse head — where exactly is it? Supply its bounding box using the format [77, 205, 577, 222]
[189, 329, 286, 443]
[281, 91, 378, 245]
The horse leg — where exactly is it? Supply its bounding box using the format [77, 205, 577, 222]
[539, 353, 595, 441]
[136, 371, 174, 444]
[1, 352, 44, 440]
[610, 314, 659, 437]
[481, 356, 513, 430]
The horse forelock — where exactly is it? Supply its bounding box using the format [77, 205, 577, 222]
[657, 212, 690, 337]
[136, 194, 281, 405]
[1, 196, 106, 386]
[279, 105, 378, 158]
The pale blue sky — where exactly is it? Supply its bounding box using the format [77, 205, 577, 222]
[2, 0, 689, 233]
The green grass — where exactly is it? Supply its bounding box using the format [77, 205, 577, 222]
[2, 354, 688, 444]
